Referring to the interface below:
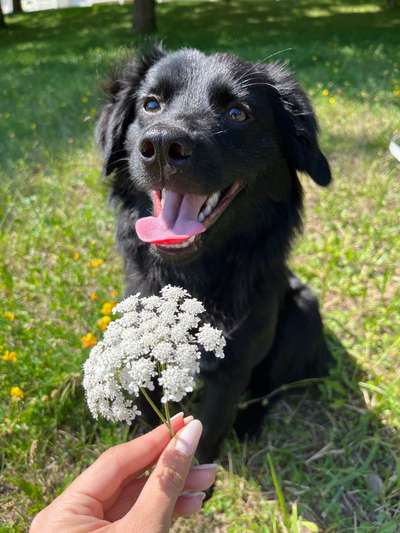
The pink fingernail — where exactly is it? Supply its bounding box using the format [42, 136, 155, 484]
[191, 463, 218, 471]
[175, 419, 203, 456]
[181, 491, 206, 501]
[184, 415, 194, 424]
[170, 412, 184, 421]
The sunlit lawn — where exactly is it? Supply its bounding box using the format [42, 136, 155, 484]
[1, 1, 400, 531]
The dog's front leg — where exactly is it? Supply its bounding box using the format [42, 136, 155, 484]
[196, 366, 254, 463]
[196, 292, 279, 462]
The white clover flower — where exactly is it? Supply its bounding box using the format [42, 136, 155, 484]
[83, 285, 225, 425]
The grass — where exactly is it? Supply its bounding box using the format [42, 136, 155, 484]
[0, 0, 400, 531]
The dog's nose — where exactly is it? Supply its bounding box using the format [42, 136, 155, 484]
[139, 128, 193, 167]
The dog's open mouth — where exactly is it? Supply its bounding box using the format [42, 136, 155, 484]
[135, 181, 243, 253]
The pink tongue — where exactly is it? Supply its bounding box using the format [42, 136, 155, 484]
[135, 190, 207, 244]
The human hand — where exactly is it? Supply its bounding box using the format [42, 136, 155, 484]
[30, 414, 216, 533]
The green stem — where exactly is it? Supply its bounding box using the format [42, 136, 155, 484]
[164, 400, 174, 437]
[157, 361, 174, 437]
[140, 387, 167, 426]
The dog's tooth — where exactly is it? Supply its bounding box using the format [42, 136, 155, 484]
[204, 191, 221, 213]
[203, 205, 212, 217]
[198, 212, 205, 222]
[210, 191, 220, 207]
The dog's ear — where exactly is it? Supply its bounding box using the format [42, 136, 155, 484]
[265, 63, 331, 186]
[96, 45, 166, 176]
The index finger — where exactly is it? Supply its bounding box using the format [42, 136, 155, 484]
[66, 414, 186, 502]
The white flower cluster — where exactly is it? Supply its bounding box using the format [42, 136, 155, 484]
[83, 285, 226, 424]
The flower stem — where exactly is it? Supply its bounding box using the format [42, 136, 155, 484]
[163, 400, 174, 437]
[157, 362, 174, 437]
[140, 387, 167, 426]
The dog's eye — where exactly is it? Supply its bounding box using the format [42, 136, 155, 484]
[144, 97, 161, 113]
[227, 106, 248, 122]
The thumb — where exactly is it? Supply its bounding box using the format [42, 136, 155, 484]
[120, 419, 203, 533]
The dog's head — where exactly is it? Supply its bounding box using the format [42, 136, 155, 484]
[97, 46, 331, 263]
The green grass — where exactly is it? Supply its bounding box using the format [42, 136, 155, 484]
[1, 0, 400, 531]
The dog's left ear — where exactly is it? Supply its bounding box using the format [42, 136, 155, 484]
[265, 63, 332, 186]
[96, 45, 166, 176]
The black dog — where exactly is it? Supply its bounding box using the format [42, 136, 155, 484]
[96, 46, 332, 462]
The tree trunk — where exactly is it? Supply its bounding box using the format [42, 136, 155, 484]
[0, 2, 5, 27]
[133, 0, 156, 34]
[13, 0, 23, 13]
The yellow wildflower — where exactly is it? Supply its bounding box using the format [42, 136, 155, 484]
[2, 351, 17, 362]
[329, 97, 336, 105]
[89, 291, 98, 301]
[4, 311, 15, 321]
[73, 251, 81, 261]
[322, 89, 329, 97]
[393, 89, 400, 97]
[97, 315, 111, 331]
[88, 258, 104, 268]
[101, 301, 117, 316]
[81, 332, 97, 348]
[110, 289, 119, 298]
[10, 386, 24, 400]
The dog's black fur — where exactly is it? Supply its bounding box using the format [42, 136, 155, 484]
[96, 46, 332, 462]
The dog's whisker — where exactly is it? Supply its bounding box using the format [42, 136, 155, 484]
[211, 128, 232, 136]
[234, 49, 292, 84]
[241, 81, 279, 91]
[111, 156, 129, 166]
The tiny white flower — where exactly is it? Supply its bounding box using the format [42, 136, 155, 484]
[120, 358, 156, 395]
[159, 366, 195, 403]
[118, 311, 139, 328]
[151, 341, 175, 364]
[197, 323, 226, 357]
[161, 285, 189, 300]
[112, 293, 140, 315]
[143, 295, 162, 310]
[180, 297, 205, 316]
[102, 322, 124, 347]
[175, 343, 201, 373]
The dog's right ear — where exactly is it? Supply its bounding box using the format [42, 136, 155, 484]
[95, 45, 166, 176]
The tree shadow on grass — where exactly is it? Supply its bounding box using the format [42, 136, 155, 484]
[159, 0, 400, 53]
[220, 328, 400, 530]
[1, 0, 399, 183]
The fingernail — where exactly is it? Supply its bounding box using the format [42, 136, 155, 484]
[170, 411, 184, 421]
[175, 419, 203, 457]
[181, 491, 206, 501]
[191, 463, 218, 471]
[184, 415, 194, 424]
